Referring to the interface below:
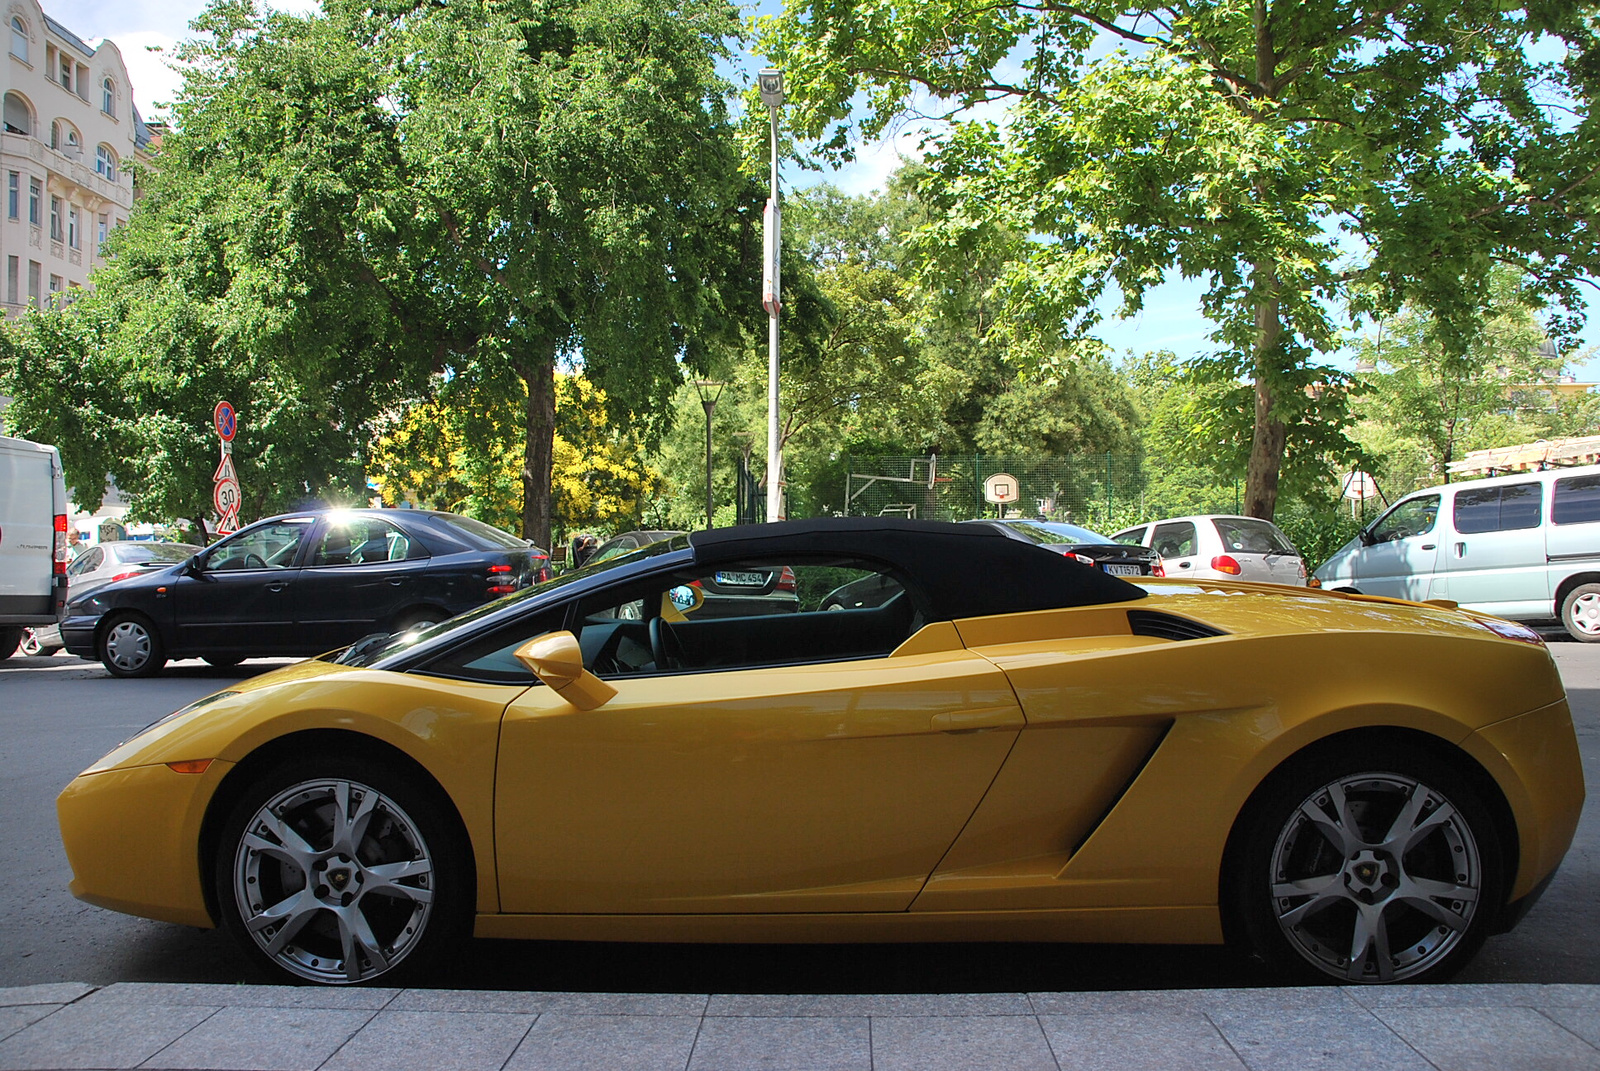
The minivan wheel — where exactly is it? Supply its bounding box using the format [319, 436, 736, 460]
[0, 626, 21, 660]
[1561, 583, 1600, 642]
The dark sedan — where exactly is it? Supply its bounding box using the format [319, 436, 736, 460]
[61, 509, 551, 677]
[967, 519, 1162, 576]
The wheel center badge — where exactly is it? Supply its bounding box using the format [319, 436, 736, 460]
[328, 868, 351, 891]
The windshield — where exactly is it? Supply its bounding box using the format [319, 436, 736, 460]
[116, 543, 201, 564]
[327, 533, 692, 667]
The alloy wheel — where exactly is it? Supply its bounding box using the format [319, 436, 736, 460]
[1267, 772, 1482, 983]
[231, 778, 436, 984]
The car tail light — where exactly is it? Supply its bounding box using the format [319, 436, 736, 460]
[1064, 552, 1096, 565]
[529, 551, 551, 583]
[487, 562, 517, 595]
[1151, 561, 1165, 577]
[109, 571, 141, 584]
[776, 566, 796, 592]
[1211, 555, 1242, 575]
[53, 514, 68, 576]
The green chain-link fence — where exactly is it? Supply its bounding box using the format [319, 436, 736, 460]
[842, 455, 1243, 534]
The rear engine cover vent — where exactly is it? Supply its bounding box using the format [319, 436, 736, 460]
[1127, 609, 1227, 642]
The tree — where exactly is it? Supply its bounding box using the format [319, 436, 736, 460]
[92, 0, 751, 548]
[1351, 269, 1597, 492]
[760, 0, 1600, 519]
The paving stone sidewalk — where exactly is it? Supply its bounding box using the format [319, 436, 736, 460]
[1, 981, 1598, 1071]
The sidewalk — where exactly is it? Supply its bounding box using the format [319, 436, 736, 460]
[2, 982, 1598, 1070]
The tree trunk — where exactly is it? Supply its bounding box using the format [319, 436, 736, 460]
[1243, 259, 1288, 520]
[516, 347, 558, 549]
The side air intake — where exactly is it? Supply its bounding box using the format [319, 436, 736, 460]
[1127, 609, 1227, 641]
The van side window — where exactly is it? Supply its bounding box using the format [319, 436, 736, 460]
[1553, 475, 1600, 526]
[1370, 495, 1439, 543]
[1453, 482, 1541, 534]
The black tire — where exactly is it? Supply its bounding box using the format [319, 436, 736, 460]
[0, 626, 22, 660]
[98, 614, 167, 678]
[1230, 743, 1503, 985]
[204, 654, 246, 668]
[1560, 583, 1600, 642]
[213, 753, 471, 986]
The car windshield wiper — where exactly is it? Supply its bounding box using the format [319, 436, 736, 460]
[331, 632, 393, 666]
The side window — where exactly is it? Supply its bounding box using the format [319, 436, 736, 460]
[1553, 474, 1600, 526]
[69, 546, 102, 574]
[1113, 526, 1148, 546]
[311, 517, 422, 566]
[416, 605, 569, 684]
[574, 560, 919, 679]
[1370, 495, 1440, 544]
[1454, 483, 1541, 535]
[207, 521, 309, 570]
[1150, 521, 1197, 558]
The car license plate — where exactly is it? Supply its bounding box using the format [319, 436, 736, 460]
[1103, 564, 1143, 576]
[715, 570, 768, 586]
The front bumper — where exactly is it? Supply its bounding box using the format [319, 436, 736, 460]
[57, 760, 233, 928]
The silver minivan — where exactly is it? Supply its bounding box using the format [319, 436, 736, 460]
[1315, 464, 1600, 640]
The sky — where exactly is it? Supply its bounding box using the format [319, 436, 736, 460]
[53, 0, 1600, 381]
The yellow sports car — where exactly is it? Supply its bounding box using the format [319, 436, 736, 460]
[57, 518, 1584, 987]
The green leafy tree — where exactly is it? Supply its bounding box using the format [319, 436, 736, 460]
[760, 0, 1600, 520]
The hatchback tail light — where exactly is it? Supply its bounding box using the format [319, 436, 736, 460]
[1151, 561, 1165, 578]
[776, 566, 796, 592]
[1211, 555, 1242, 575]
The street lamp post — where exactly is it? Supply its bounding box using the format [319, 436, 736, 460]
[758, 67, 785, 522]
[693, 379, 725, 530]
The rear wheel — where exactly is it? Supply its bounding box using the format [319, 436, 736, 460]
[0, 626, 21, 659]
[1561, 583, 1600, 642]
[20, 629, 61, 656]
[213, 755, 470, 986]
[99, 614, 166, 677]
[1232, 747, 1502, 984]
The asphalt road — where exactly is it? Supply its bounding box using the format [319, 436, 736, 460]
[1, 643, 1595, 994]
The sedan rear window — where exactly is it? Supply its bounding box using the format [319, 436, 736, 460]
[442, 515, 530, 549]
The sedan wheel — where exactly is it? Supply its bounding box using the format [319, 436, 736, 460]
[1237, 751, 1500, 984]
[99, 616, 166, 678]
[217, 760, 465, 985]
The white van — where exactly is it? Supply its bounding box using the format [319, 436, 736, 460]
[0, 435, 69, 659]
[1315, 464, 1600, 640]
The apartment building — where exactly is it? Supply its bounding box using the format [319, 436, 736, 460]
[1, 0, 150, 317]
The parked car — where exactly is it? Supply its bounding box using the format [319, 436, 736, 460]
[22, 541, 203, 656]
[582, 529, 799, 617]
[59, 509, 551, 677]
[58, 517, 1581, 987]
[0, 435, 69, 660]
[1113, 515, 1308, 585]
[584, 529, 683, 568]
[968, 518, 1160, 576]
[1315, 465, 1600, 641]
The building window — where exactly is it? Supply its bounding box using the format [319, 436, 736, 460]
[9, 16, 25, 62]
[6, 172, 16, 219]
[67, 204, 78, 248]
[101, 76, 113, 115]
[96, 211, 107, 252]
[2, 90, 30, 135]
[57, 53, 69, 91]
[27, 259, 39, 308]
[49, 195, 59, 241]
[28, 177, 39, 225]
[95, 144, 116, 181]
[6, 256, 17, 305]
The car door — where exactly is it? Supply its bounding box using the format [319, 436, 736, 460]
[295, 515, 433, 649]
[1437, 480, 1545, 616]
[1344, 494, 1443, 600]
[170, 519, 311, 653]
[493, 560, 1025, 915]
[1149, 520, 1200, 577]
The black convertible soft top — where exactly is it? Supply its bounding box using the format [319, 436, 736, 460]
[689, 517, 1146, 622]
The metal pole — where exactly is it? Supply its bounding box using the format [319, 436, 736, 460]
[694, 380, 724, 530]
[765, 102, 783, 522]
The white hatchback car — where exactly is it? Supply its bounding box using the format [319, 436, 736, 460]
[1112, 515, 1309, 586]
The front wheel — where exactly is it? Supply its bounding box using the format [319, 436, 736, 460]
[99, 615, 166, 677]
[1232, 747, 1502, 984]
[213, 756, 469, 985]
[1561, 583, 1600, 642]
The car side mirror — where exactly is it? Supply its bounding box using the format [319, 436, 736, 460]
[514, 630, 617, 711]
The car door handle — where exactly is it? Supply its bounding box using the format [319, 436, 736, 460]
[931, 706, 1024, 733]
[1178, 561, 1191, 568]
[1421, 544, 1436, 550]
[266, 581, 289, 592]
[1454, 542, 1466, 557]
[388, 578, 406, 586]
